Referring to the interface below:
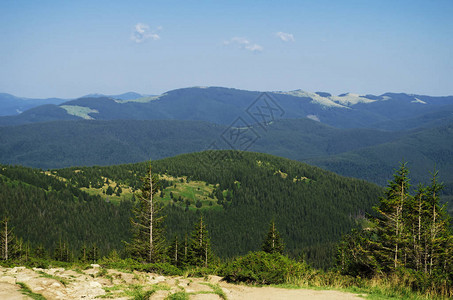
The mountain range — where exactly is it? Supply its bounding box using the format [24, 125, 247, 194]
[1, 87, 453, 130]
[0, 86, 452, 213]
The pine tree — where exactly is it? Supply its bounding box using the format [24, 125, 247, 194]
[407, 184, 429, 271]
[54, 239, 72, 262]
[188, 215, 212, 267]
[337, 164, 453, 278]
[262, 219, 284, 254]
[87, 243, 100, 262]
[125, 163, 166, 263]
[80, 243, 88, 262]
[168, 235, 182, 267]
[425, 171, 450, 274]
[106, 186, 114, 196]
[373, 162, 411, 270]
[34, 244, 47, 259]
[0, 216, 16, 260]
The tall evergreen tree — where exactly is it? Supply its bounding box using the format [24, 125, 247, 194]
[188, 215, 212, 267]
[54, 239, 72, 262]
[125, 163, 166, 263]
[425, 171, 450, 274]
[262, 220, 284, 254]
[0, 216, 16, 260]
[373, 162, 411, 270]
[337, 164, 453, 278]
[168, 235, 182, 267]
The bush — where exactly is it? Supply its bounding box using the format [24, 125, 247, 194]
[220, 251, 310, 285]
[184, 266, 219, 278]
[141, 262, 183, 276]
[99, 258, 183, 276]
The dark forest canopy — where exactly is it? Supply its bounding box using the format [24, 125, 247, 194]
[0, 151, 384, 268]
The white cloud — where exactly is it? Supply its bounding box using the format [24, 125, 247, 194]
[131, 23, 161, 43]
[224, 37, 263, 52]
[276, 31, 295, 42]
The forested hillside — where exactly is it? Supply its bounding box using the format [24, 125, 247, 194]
[0, 118, 403, 169]
[306, 123, 453, 214]
[0, 165, 133, 254]
[0, 151, 383, 268]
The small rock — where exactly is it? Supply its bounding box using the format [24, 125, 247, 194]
[90, 264, 100, 268]
[0, 276, 16, 285]
[12, 267, 25, 272]
[89, 281, 102, 288]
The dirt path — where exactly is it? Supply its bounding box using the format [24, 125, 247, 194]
[0, 265, 365, 300]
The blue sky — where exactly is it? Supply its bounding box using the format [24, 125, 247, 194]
[1, 0, 452, 98]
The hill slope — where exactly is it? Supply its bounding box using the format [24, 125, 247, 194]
[0, 93, 66, 116]
[0, 118, 403, 169]
[305, 123, 453, 213]
[0, 151, 383, 268]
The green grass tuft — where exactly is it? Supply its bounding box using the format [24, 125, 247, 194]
[17, 282, 46, 300]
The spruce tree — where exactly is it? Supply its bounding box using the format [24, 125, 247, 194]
[373, 162, 411, 270]
[188, 215, 212, 267]
[0, 216, 16, 260]
[168, 235, 181, 267]
[425, 171, 450, 274]
[337, 164, 453, 278]
[262, 220, 284, 254]
[125, 163, 166, 263]
[54, 239, 72, 262]
[87, 243, 100, 262]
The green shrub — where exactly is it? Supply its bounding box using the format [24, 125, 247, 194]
[141, 262, 183, 276]
[220, 251, 310, 285]
[184, 266, 218, 278]
[99, 258, 182, 276]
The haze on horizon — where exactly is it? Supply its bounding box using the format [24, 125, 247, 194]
[1, 0, 452, 99]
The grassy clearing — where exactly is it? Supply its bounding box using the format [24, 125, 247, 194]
[60, 105, 99, 120]
[17, 282, 46, 300]
[80, 173, 225, 210]
[157, 174, 222, 210]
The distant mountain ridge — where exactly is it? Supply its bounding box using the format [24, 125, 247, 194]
[1, 87, 452, 130]
[0, 93, 67, 116]
[0, 92, 150, 117]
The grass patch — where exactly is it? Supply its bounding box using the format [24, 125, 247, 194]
[37, 270, 70, 286]
[200, 282, 228, 300]
[165, 291, 190, 300]
[60, 105, 99, 120]
[17, 282, 46, 300]
[100, 283, 170, 299]
[284, 272, 448, 300]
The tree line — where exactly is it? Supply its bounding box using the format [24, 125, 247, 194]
[337, 163, 453, 278]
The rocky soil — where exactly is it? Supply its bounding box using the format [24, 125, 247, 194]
[0, 265, 365, 299]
